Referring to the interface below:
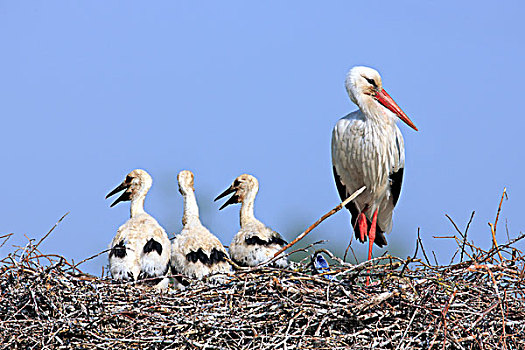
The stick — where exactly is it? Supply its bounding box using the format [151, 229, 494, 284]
[493, 187, 507, 236]
[0, 233, 14, 248]
[72, 248, 112, 272]
[417, 228, 431, 266]
[460, 211, 475, 263]
[343, 236, 353, 262]
[488, 188, 507, 263]
[257, 186, 366, 267]
[32, 212, 70, 254]
[489, 223, 504, 263]
[400, 228, 420, 276]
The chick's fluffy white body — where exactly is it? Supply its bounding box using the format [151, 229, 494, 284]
[229, 220, 288, 268]
[216, 174, 288, 268]
[106, 169, 171, 288]
[171, 221, 231, 280]
[171, 171, 232, 282]
[110, 214, 171, 281]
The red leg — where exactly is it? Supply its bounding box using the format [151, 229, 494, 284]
[368, 209, 378, 261]
[366, 209, 379, 286]
[358, 212, 368, 242]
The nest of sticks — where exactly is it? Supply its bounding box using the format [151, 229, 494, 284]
[1, 190, 524, 349]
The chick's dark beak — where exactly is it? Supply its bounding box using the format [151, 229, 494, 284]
[106, 182, 131, 207]
[214, 186, 234, 201]
[214, 185, 239, 210]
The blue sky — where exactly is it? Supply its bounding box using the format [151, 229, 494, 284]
[1, 2, 523, 274]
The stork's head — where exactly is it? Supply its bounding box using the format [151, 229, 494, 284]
[345, 66, 418, 131]
[106, 169, 152, 207]
[177, 170, 195, 196]
[214, 174, 259, 210]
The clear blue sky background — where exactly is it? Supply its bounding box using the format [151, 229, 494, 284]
[1, 2, 523, 274]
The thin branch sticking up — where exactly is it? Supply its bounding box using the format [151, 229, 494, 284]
[29, 212, 69, 258]
[493, 187, 508, 236]
[460, 211, 475, 262]
[488, 188, 507, 263]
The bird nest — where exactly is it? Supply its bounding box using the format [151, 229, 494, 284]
[1, 193, 524, 349]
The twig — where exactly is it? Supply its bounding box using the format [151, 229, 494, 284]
[460, 211, 475, 262]
[0, 233, 14, 248]
[72, 248, 112, 272]
[489, 223, 504, 263]
[493, 188, 507, 236]
[446, 215, 465, 240]
[31, 212, 69, 255]
[343, 235, 354, 262]
[432, 251, 439, 265]
[417, 229, 431, 266]
[400, 228, 420, 276]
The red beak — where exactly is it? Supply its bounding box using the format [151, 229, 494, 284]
[375, 88, 418, 131]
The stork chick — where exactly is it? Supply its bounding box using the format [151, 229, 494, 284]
[171, 170, 232, 284]
[215, 174, 288, 268]
[331, 66, 418, 280]
[106, 169, 171, 288]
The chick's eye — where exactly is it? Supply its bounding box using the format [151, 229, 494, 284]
[365, 77, 377, 87]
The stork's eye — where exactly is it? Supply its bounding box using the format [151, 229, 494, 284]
[125, 176, 133, 183]
[364, 77, 377, 87]
[233, 180, 240, 187]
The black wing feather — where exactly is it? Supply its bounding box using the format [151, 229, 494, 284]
[109, 240, 127, 259]
[209, 248, 228, 265]
[186, 248, 227, 266]
[333, 167, 359, 227]
[245, 234, 287, 247]
[143, 238, 163, 255]
[389, 168, 404, 207]
[270, 235, 287, 247]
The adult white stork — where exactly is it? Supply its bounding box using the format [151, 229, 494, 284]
[331, 66, 418, 267]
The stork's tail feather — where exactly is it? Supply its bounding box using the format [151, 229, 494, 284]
[374, 230, 387, 248]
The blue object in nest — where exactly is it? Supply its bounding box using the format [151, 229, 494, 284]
[312, 253, 335, 280]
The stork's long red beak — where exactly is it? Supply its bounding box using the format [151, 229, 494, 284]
[375, 88, 418, 131]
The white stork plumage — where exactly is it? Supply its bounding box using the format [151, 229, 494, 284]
[214, 174, 289, 268]
[331, 66, 418, 266]
[105, 169, 171, 289]
[170, 170, 232, 287]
